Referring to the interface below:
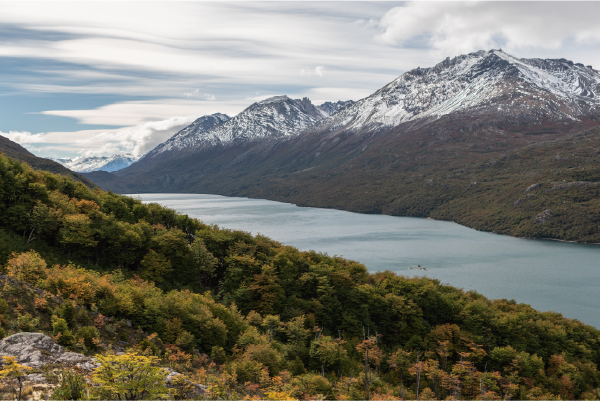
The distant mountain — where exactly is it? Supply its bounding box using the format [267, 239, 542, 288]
[143, 113, 231, 160]
[0, 135, 97, 187]
[87, 50, 600, 243]
[122, 96, 349, 176]
[52, 154, 140, 173]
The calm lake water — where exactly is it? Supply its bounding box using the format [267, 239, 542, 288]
[130, 193, 600, 329]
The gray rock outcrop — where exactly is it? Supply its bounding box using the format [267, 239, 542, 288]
[534, 209, 554, 223]
[0, 332, 97, 370]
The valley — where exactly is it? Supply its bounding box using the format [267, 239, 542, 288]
[85, 50, 600, 243]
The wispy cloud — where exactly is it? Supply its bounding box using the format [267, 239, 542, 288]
[1, 2, 599, 159]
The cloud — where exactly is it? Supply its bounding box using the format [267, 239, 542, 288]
[0, 131, 47, 144]
[76, 116, 197, 157]
[1, 116, 198, 158]
[2, 2, 600, 159]
[184, 89, 216, 101]
[378, 2, 600, 58]
[39, 99, 245, 127]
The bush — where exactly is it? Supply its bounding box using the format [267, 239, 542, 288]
[15, 313, 39, 332]
[175, 330, 195, 353]
[51, 370, 88, 400]
[91, 353, 169, 400]
[0, 298, 8, 314]
[76, 326, 99, 351]
[6, 251, 48, 285]
[52, 316, 75, 347]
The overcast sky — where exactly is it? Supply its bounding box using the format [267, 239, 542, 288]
[1, 1, 600, 159]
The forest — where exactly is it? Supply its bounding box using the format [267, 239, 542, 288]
[1, 152, 600, 400]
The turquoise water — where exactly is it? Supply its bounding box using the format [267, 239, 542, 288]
[131, 193, 600, 328]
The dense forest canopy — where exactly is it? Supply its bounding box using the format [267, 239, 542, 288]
[1, 152, 600, 400]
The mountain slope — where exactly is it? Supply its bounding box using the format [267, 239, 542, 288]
[0, 135, 97, 187]
[89, 49, 600, 242]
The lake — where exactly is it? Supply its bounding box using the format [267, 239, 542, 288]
[130, 193, 600, 328]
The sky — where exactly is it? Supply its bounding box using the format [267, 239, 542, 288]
[1, 1, 600, 159]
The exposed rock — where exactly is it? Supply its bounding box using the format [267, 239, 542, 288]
[164, 367, 207, 398]
[534, 209, 554, 223]
[0, 332, 96, 370]
[513, 198, 525, 206]
[0, 333, 206, 397]
[525, 183, 541, 193]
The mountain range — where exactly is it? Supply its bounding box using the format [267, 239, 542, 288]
[49, 154, 140, 173]
[77, 49, 600, 242]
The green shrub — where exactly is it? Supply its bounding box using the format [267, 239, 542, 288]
[76, 326, 99, 351]
[0, 298, 9, 314]
[15, 313, 39, 332]
[52, 316, 75, 346]
[211, 346, 226, 365]
[175, 330, 195, 353]
[51, 370, 88, 400]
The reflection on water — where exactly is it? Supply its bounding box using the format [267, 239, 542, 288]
[130, 193, 600, 328]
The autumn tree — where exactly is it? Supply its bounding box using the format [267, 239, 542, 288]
[6, 250, 48, 285]
[91, 353, 169, 400]
[0, 356, 32, 400]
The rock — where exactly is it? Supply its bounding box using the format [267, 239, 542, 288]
[525, 183, 540, 193]
[0, 332, 205, 396]
[534, 209, 554, 223]
[164, 368, 207, 397]
[0, 332, 96, 371]
[513, 198, 524, 206]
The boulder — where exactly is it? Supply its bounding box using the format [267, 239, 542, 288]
[0, 332, 96, 370]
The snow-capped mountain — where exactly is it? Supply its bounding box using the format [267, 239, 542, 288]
[144, 96, 333, 160]
[144, 113, 230, 160]
[52, 154, 140, 173]
[197, 96, 327, 145]
[320, 49, 600, 135]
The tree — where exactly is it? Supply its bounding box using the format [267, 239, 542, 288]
[0, 356, 32, 400]
[309, 335, 347, 377]
[139, 250, 172, 284]
[6, 250, 48, 285]
[91, 353, 169, 400]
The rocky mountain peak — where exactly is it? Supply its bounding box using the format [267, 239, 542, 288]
[142, 113, 230, 159]
[322, 49, 600, 135]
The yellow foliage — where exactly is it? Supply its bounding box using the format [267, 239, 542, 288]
[6, 250, 48, 284]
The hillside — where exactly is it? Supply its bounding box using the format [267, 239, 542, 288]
[88, 50, 600, 243]
[2, 152, 600, 400]
[0, 135, 97, 188]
